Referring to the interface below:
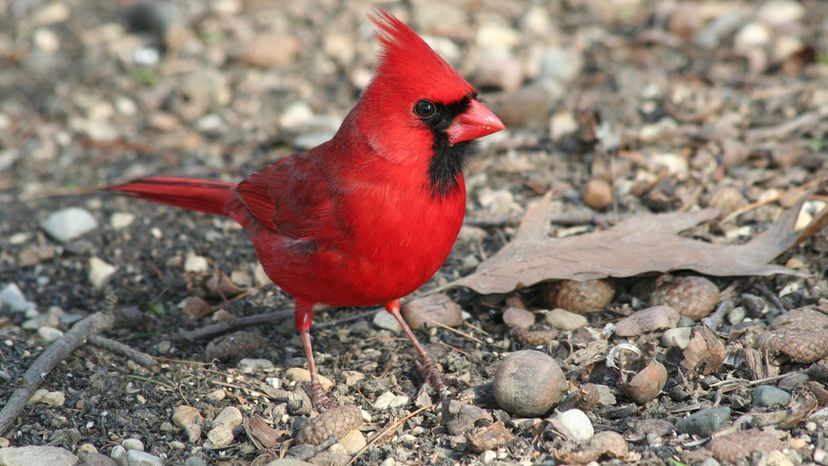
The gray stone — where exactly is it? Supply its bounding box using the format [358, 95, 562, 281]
[675, 407, 731, 437]
[183, 457, 208, 466]
[372, 310, 401, 333]
[0, 283, 36, 313]
[40, 207, 98, 243]
[237, 358, 274, 373]
[37, 326, 64, 343]
[753, 385, 791, 408]
[110, 445, 127, 466]
[125, 450, 162, 466]
[121, 438, 144, 451]
[0, 446, 78, 466]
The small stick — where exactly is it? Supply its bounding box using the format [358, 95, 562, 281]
[178, 309, 293, 340]
[754, 282, 787, 313]
[702, 299, 734, 331]
[0, 311, 114, 435]
[346, 403, 435, 466]
[178, 309, 377, 341]
[88, 335, 157, 369]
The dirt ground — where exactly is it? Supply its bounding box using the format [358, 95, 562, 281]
[1, 0, 827, 465]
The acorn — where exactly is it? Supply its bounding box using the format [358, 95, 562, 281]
[582, 179, 613, 210]
[551, 279, 615, 314]
[620, 360, 667, 404]
[651, 275, 719, 319]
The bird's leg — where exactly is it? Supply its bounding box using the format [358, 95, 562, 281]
[295, 301, 337, 411]
[384, 300, 450, 400]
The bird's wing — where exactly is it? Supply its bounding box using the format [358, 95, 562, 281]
[235, 150, 336, 240]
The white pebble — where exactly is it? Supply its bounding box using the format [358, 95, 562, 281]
[88, 257, 117, 289]
[553, 409, 594, 442]
[40, 207, 98, 243]
[37, 326, 63, 343]
[184, 253, 208, 273]
[0, 283, 36, 313]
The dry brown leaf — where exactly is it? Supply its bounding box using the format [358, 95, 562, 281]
[614, 305, 680, 336]
[244, 415, 284, 450]
[440, 190, 822, 295]
[778, 389, 818, 429]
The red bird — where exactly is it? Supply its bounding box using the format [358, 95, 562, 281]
[109, 11, 504, 406]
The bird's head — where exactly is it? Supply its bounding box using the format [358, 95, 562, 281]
[355, 10, 505, 196]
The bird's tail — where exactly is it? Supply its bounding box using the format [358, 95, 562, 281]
[107, 176, 235, 216]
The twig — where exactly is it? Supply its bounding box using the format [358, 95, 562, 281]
[463, 215, 516, 228]
[346, 403, 435, 466]
[0, 311, 114, 435]
[548, 211, 620, 227]
[178, 309, 377, 341]
[88, 335, 157, 369]
[178, 309, 293, 340]
[746, 107, 828, 143]
[754, 282, 787, 313]
[702, 299, 734, 332]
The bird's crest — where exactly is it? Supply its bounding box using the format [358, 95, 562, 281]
[369, 10, 474, 102]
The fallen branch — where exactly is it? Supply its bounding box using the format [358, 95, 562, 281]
[178, 309, 293, 341]
[88, 335, 157, 369]
[178, 309, 378, 341]
[0, 311, 114, 435]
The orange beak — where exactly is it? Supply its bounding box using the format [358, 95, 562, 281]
[446, 99, 505, 145]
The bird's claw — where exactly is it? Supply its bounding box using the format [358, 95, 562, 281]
[304, 381, 338, 411]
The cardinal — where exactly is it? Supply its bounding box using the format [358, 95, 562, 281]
[109, 11, 504, 407]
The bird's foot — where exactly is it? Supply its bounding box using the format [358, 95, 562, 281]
[304, 381, 338, 411]
[414, 354, 454, 402]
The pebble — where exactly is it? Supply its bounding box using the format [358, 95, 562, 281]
[502, 307, 535, 329]
[182, 296, 211, 320]
[481, 450, 497, 464]
[753, 385, 791, 408]
[734, 23, 771, 51]
[700, 459, 721, 466]
[493, 350, 567, 417]
[537, 47, 583, 85]
[172, 405, 203, 443]
[184, 253, 209, 274]
[552, 409, 594, 442]
[582, 178, 613, 210]
[757, 0, 805, 26]
[294, 131, 335, 151]
[727, 306, 746, 325]
[37, 326, 63, 342]
[241, 33, 300, 68]
[280, 102, 315, 130]
[121, 438, 144, 451]
[475, 21, 520, 49]
[0, 446, 78, 466]
[205, 389, 226, 402]
[545, 309, 588, 330]
[0, 283, 36, 313]
[615, 305, 679, 336]
[183, 457, 209, 466]
[675, 407, 731, 437]
[662, 327, 692, 349]
[88, 257, 117, 289]
[473, 50, 523, 91]
[373, 391, 410, 410]
[338, 429, 366, 455]
[467, 421, 512, 453]
[42, 390, 65, 407]
[126, 450, 163, 466]
[238, 358, 274, 373]
[401, 293, 464, 329]
[213, 406, 242, 429]
[40, 207, 98, 243]
[206, 425, 235, 449]
[341, 371, 364, 386]
[814, 448, 828, 465]
[372, 310, 401, 333]
[109, 212, 134, 230]
[110, 445, 128, 466]
[285, 367, 334, 390]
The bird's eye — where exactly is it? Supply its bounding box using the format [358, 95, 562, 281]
[413, 99, 436, 119]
